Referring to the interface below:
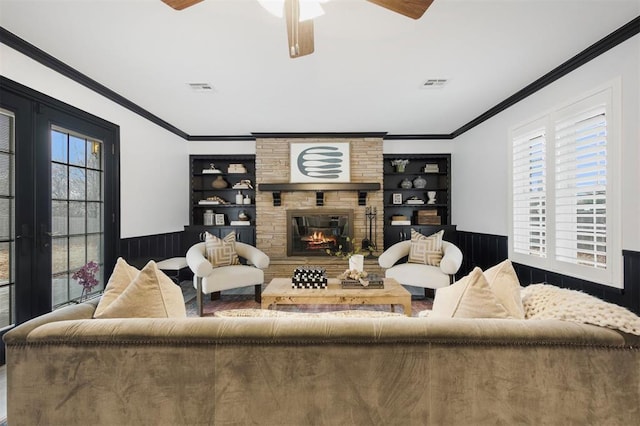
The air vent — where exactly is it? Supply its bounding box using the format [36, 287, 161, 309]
[187, 82, 214, 92]
[421, 79, 449, 89]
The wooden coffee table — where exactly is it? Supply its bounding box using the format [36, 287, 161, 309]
[261, 277, 412, 316]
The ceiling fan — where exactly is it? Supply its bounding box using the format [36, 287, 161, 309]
[161, 0, 434, 58]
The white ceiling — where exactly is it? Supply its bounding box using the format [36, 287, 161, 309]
[1, 0, 638, 137]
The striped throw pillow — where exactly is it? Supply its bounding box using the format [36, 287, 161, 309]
[205, 231, 240, 267]
[408, 229, 444, 266]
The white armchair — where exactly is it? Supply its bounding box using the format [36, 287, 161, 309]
[378, 240, 463, 297]
[186, 241, 270, 316]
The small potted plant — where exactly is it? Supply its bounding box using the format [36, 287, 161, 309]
[391, 159, 409, 173]
[72, 261, 100, 301]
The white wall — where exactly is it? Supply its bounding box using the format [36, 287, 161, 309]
[5, 34, 636, 249]
[1, 44, 189, 238]
[452, 36, 640, 251]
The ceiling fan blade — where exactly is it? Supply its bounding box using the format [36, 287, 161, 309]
[284, 0, 315, 58]
[161, 0, 204, 11]
[366, 0, 434, 19]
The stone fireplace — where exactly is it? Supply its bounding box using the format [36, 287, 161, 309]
[255, 136, 384, 280]
[287, 209, 353, 257]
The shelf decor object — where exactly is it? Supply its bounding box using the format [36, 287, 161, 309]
[413, 175, 427, 189]
[427, 191, 437, 204]
[211, 176, 229, 189]
[390, 159, 409, 173]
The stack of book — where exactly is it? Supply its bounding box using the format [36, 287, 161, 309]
[423, 163, 440, 173]
[391, 215, 411, 226]
[227, 163, 247, 173]
[230, 221, 251, 226]
[416, 209, 441, 225]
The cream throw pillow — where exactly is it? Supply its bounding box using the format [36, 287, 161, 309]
[205, 231, 240, 267]
[94, 260, 186, 319]
[408, 229, 444, 266]
[93, 257, 139, 317]
[430, 267, 511, 319]
[483, 259, 525, 319]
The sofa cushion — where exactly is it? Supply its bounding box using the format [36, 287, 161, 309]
[408, 229, 443, 266]
[205, 231, 240, 267]
[483, 259, 525, 319]
[94, 260, 186, 319]
[93, 257, 139, 317]
[430, 267, 511, 319]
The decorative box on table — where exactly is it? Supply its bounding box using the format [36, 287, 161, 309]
[292, 267, 327, 289]
[341, 274, 384, 289]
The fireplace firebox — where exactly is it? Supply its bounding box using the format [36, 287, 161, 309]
[287, 209, 354, 257]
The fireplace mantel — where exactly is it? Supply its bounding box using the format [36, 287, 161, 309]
[258, 182, 380, 206]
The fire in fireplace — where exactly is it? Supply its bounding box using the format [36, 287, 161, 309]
[287, 209, 354, 257]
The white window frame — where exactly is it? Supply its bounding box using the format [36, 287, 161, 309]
[508, 81, 622, 288]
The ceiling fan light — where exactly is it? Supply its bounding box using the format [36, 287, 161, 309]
[258, 0, 284, 18]
[299, 0, 325, 21]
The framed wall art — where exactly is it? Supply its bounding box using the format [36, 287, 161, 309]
[392, 193, 403, 205]
[215, 213, 225, 226]
[290, 142, 350, 183]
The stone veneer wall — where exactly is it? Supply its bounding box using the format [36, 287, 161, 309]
[256, 137, 384, 281]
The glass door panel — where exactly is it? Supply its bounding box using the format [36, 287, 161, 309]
[50, 127, 104, 308]
[0, 109, 15, 330]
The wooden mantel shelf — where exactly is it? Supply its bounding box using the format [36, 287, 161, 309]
[258, 183, 380, 192]
[257, 182, 380, 206]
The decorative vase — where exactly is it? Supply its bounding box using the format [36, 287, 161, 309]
[413, 175, 427, 189]
[211, 176, 228, 189]
[427, 191, 437, 204]
[395, 164, 405, 173]
[349, 254, 364, 273]
[400, 178, 412, 189]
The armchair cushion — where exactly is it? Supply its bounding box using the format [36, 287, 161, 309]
[431, 267, 510, 319]
[205, 231, 240, 267]
[94, 260, 186, 319]
[408, 229, 443, 266]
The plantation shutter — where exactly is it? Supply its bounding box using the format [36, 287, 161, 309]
[554, 106, 607, 269]
[512, 129, 546, 257]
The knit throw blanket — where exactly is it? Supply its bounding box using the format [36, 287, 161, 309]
[521, 283, 640, 336]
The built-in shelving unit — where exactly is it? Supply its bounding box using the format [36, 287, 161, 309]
[383, 154, 456, 248]
[184, 155, 256, 249]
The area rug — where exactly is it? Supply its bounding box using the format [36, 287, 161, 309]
[180, 281, 433, 317]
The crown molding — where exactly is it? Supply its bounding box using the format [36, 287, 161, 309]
[2, 15, 638, 142]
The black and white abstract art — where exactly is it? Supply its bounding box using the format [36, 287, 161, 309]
[290, 142, 350, 183]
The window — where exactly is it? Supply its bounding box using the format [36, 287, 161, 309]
[51, 127, 104, 308]
[0, 109, 15, 330]
[512, 125, 547, 258]
[508, 84, 621, 288]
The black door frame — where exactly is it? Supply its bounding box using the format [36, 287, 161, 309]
[0, 77, 120, 362]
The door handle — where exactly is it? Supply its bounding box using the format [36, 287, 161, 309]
[16, 224, 31, 256]
[40, 224, 52, 251]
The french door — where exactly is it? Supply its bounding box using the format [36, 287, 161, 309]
[0, 78, 119, 362]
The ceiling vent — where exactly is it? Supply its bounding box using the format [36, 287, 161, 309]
[421, 79, 449, 89]
[187, 82, 215, 92]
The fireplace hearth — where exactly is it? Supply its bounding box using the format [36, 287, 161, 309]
[287, 209, 354, 257]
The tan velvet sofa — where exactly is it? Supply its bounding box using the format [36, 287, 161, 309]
[4, 298, 639, 426]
